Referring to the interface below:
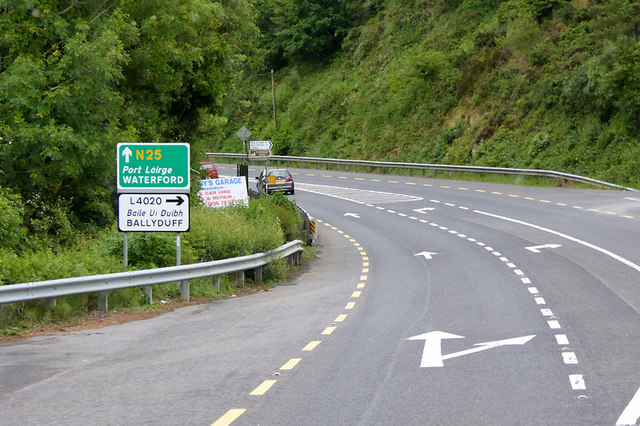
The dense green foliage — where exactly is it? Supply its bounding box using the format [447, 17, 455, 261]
[0, 196, 301, 334]
[3, 0, 640, 301]
[223, 0, 640, 188]
[0, 0, 257, 244]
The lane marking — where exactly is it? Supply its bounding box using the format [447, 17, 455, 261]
[617, 386, 640, 425]
[570, 374, 586, 390]
[302, 341, 321, 351]
[547, 320, 562, 329]
[474, 209, 640, 279]
[280, 358, 302, 370]
[555, 334, 569, 345]
[322, 326, 337, 335]
[250, 380, 277, 396]
[211, 409, 246, 426]
[345, 302, 356, 310]
[562, 352, 579, 364]
[334, 314, 348, 322]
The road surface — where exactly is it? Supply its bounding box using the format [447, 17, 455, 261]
[1, 165, 639, 425]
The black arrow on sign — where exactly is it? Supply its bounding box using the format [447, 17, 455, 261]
[167, 196, 185, 206]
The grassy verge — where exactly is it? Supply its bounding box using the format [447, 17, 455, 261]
[0, 194, 308, 337]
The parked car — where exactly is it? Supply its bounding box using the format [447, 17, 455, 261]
[199, 161, 219, 179]
[256, 168, 294, 195]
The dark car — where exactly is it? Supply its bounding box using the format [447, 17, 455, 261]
[199, 161, 219, 179]
[256, 168, 294, 195]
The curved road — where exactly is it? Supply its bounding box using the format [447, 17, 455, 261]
[1, 164, 639, 425]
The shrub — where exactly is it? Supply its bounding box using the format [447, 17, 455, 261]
[0, 189, 26, 252]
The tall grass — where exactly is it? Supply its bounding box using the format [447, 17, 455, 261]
[0, 195, 304, 335]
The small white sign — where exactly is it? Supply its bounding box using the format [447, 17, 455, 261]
[198, 176, 249, 209]
[118, 193, 190, 232]
[249, 140, 272, 150]
[249, 140, 272, 157]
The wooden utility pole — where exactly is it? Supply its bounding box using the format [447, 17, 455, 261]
[271, 69, 277, 131]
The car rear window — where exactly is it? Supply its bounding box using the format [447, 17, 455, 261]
[269, 170, 289, 179]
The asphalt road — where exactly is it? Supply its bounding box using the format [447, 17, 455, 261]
[1, 164, 639, 425]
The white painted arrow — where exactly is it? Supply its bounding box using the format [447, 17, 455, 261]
[344, 213, 360, 218]
[617, 386, 640, 426]
[414, 251, 437, 260]
[407, 332, 536, 368]
[407, 331, 464, 367]
[413, 207, 436, 214]
[526, 244, 562, 253]
[122, 147, 133, 163]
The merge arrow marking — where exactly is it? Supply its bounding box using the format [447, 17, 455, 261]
[441, 335, 536, 361]
[407, 332, 536, 368]
[526, 244, 562, 253]
[413, 207, 436, 214]
[122, 147, 133, 163]
[414, 251, 437, 260]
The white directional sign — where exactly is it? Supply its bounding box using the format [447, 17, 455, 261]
[407, 331, 536, 368]
[249, 140, 273, 157]
[117, 143, 190, 193]
[344, 213, 361, 218]
[118, 194, 189, 232]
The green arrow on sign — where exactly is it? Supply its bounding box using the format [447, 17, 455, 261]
[117, 143, 190, 193]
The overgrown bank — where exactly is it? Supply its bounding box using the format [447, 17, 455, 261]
[0, 194, 304, 337]
[222, 0, 640, 189]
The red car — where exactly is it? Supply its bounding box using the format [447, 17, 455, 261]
[199, 161, 219, 179]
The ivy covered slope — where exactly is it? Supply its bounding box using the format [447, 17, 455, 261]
[231, 0, 640, 188]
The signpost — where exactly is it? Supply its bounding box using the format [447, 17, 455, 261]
[236, 126, 251, 154]
[249, 140, 273, 157]
[117, 143, 190, 193]
[118, 194, 190, 232]
[116, 142, 191, 303]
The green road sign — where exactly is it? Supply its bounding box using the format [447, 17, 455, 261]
[117, 143, 190, 193]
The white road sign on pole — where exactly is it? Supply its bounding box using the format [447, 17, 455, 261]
[249, 140, 273, 157]
[118, 194, 190, 232]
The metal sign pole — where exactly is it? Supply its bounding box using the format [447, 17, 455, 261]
[176, 232, 190, 301]
[123, 232, 128, 268]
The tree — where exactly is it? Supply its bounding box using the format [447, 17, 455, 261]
[0, 0, 255, 245]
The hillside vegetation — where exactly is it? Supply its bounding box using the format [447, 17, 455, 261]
[2, 0, 640, 252]
[225, 0, 640, 188]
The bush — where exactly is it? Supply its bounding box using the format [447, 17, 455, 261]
[0, 196, 306, 333]
[0, 189, 26, 252]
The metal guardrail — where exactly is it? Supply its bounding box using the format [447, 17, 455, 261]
[0, 240, 304, 311]
[208, 153, 637, 192]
